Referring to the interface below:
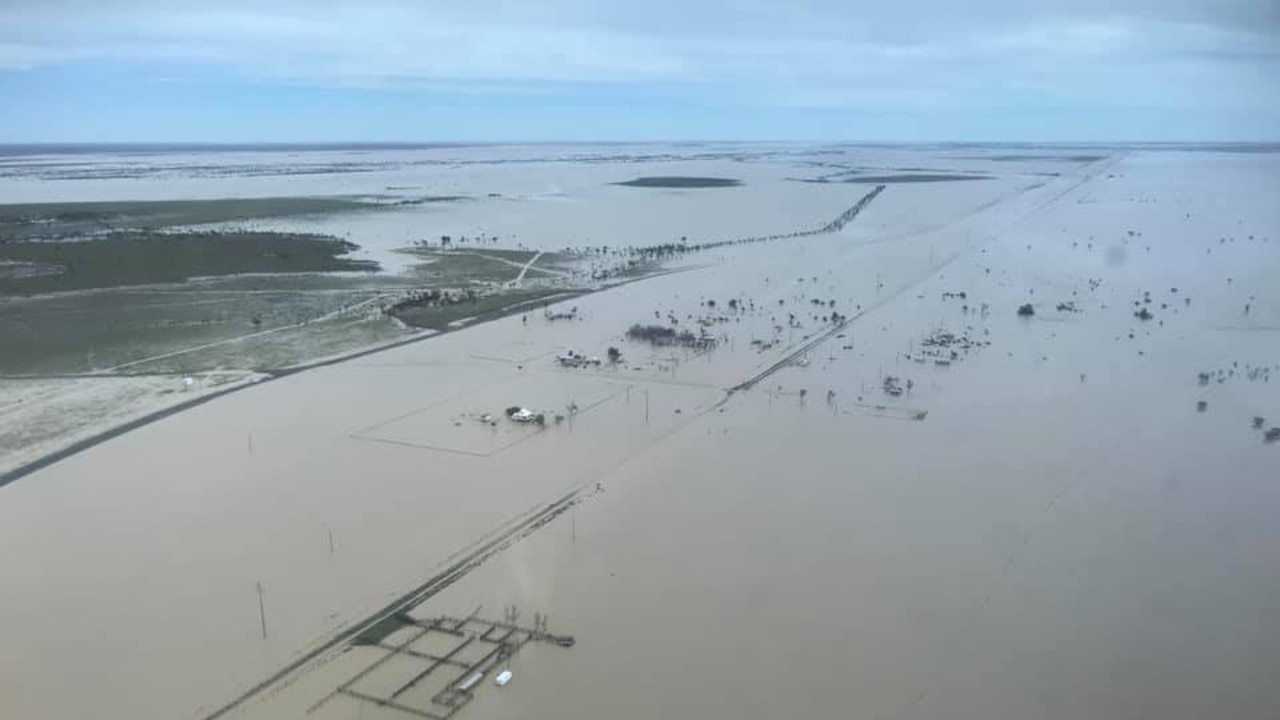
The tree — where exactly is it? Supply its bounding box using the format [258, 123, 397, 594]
[607, 346, 622, 363]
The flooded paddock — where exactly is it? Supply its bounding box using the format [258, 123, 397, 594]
[2, 145, 1278, 720]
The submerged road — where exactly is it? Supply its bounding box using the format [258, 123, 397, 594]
[513, 250, 545, 285]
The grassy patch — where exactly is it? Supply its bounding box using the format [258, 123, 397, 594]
[403, 251, 522, 284]
[457, 248, 540, 263]
[0, 197, 373, 241]
[613, 176, 742, 188]
[390, 287, 572, 331]
[841, 174, 992, 184]
[353, 615, 413, 646]
[130, 315, 409, 373]
[384, 195, 466, 206]
[190, 273, 413, 293]
[402, 247, 573, 273]
[0, 231, 379, 294]
[0, 282, 394, 374]
[963, 155, 1106, 162]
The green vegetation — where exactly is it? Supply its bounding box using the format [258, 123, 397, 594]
[625, 323, 718, 349]
[353, 614, 413, 646]
[0, 197, 374, 241]
[405, 252, 521, 284]
[0, 278, 397, 374]
[401, 249, 572, 284]
[0, 231, 378, 294]
[972, 155, 1106, 162]
[390, 287, 574, 331]
[452, 248, 539, 263]
[613, 176, 742, 188]
[0, 236, 587, 375]
[192, 272, 413, 293]
[135, 315, 407, 373]
[842, 174, 991, 184]
[385, 195, 466, 206]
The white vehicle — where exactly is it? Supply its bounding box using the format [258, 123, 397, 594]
[556, 350, 602, 368]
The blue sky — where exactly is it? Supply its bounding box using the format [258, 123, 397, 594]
[2, 0, 1277, 142]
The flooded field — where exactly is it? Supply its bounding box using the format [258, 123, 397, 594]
[1, 144, 1278, 720]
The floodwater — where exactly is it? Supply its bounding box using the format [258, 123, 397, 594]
[1, 145, 1279, 720]
[0, 143, 1042, 272]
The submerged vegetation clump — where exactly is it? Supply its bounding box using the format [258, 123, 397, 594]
[905, 328, 991, 366]
[625, 323, 717, 349]
[883, 376, 904, 396]
[545, 306, 579, 321]
[613, 176, 742, 188]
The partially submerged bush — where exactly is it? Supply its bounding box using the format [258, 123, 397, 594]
[625, 323, 717, 349]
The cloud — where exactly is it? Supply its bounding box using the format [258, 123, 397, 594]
[1, 0, 1276, 116]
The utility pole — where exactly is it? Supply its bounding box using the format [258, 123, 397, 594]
[644, 389, 650, 426]
[328, 527, 335, 555]
[256, 582, 268, 639]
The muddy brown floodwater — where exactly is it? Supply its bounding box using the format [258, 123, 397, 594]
[1, 146, 1278, 720]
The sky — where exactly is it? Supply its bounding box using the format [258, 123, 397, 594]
[1, 0, 1278, 142]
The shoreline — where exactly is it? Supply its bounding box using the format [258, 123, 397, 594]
[0, 180, 884, 488]
[0, 269, 704, 488]
[0, 290, 565, 489]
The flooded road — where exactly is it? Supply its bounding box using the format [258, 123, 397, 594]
[2, 147, 1278, 720]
